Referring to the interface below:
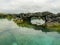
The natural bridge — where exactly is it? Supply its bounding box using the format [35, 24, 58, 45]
[0, 12, 60, 27]
[13, 13, 47, 23]
[11, 12, 60, 28]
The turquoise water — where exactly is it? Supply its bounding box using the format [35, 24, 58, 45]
[0, 19, 60, 45]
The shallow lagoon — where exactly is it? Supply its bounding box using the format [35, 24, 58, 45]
[0, 19, 60, 45]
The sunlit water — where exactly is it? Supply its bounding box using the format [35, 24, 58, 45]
[0, 19, 60, 45]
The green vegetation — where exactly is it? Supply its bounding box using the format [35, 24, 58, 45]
[13, 18, 23, 24]
[0, 11, 60, 32]
[14, 21, 36, 28]
[6, 15, 13, 20]
[47, 22, 60, 29]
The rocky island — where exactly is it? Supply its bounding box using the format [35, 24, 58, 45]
[0, 11, 60, 32]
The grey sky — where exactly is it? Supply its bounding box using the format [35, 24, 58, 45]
[0, 0, 60, 14]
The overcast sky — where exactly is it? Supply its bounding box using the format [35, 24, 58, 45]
[0, 0, 60, 14]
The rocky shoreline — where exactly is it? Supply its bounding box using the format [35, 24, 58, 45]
[0, 11, 60, 30]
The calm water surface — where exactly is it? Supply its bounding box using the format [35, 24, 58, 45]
[0, 19, 60, 45]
